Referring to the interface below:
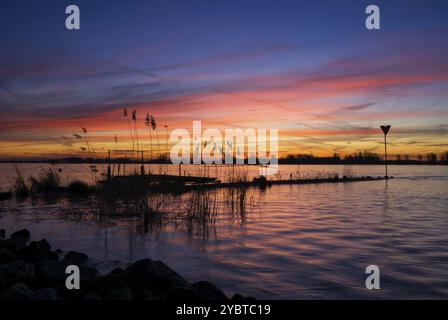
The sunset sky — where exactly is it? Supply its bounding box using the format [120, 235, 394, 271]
[1, 0, 448, 159]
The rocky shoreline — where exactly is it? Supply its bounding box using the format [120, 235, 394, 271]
[0, 229, 252, 301]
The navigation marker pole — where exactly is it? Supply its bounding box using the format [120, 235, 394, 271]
[380, 125, 391, 178]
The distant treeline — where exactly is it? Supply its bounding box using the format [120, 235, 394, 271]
[279, 151, 448, 165]
[2, 151, 448, 165]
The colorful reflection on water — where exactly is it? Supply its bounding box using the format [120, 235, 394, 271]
[1, 164, 447, 299]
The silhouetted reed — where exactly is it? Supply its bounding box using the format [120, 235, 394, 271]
[12, 164, 29, 196]
[67, 180, 90, 194]
[184, 190, 218, 222]
[28, 168, 62, 193]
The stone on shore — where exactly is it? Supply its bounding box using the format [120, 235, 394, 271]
[63, 251, 89, 265]
[125, 259, 192, 291]
[0, 261, 34, 289]
[0, 230, 249, 301]
[0, 282, 34, 300]
[34, 260, 99, 285]
[193, 281, 229, 300]
[0, 237, 28, 251]
[79, 265, 100, 281]
[37, 239, 51, 251]
[0, 248, 19, 264]
[11, 229, 30, 240]
[84, 291, 102, 300]
[165, 286, 201, 300]
[34, 287, 58, 300]
[34, 260, 69, 284]
[18, 239, 58, 263]
[106, 287, 132, 300]
[133, 288, 159, 300]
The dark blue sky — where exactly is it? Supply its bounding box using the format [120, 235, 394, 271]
[2, 0, 447, 69]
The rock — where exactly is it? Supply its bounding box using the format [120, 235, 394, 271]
[37, 239, 51, 251]
[133, 289, 159, 300]
[0, 237, 28, 251]
[34, 287, 58, 300]
[45, 250, 60, 261]
[106, 287, 132, 300]
[84, 272, 128, 297]
[0, 248, 19, 264]
[84, 291, 102, 300]
[193, 281, 228, 300]
[243, 296, 256, 301]
[125, 259, 192, 291]
[0, 283, 34, 300]
[18, 242, 51, 263]
[165, 287, 201, 301]
[11, 229, 30, 240]
[79, 265, 100, 281]
[34, 260, 69, 284]
[229, 293, 255, 301]
[109, 267, 124, 275]
[34, 260, 99, 285]
[63, 251, 89, 265]
[0, 261, 34, 289]
[0, 229, 5, 240]
[230, 293, 244, 301]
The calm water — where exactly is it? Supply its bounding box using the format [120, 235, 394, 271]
[1, 164, 448, 299]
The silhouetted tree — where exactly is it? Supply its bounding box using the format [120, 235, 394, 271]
[440, 151, 448, 163]
[426, 153, 437, 163]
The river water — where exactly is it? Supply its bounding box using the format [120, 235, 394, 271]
[0, 164, 447, 299]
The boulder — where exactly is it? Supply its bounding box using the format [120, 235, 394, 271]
[63, 251, 89, 265]
[230, 293, 244, 301]
[84, 291, 102, 300]
[10, 229, 30, 240]
[106, 287, 132, 300]
[84, 272, 128, 296]
[18, 241, 53, 263]
[125, 259, 192, 292]
[0, 261, 33, 289]
[0, 282, 34, 300]
[133, 288, 159, 300]
[79, 265, 100, 281]
[34, 260, 99, 285]
[34, 287, 58, 300]
[34, 260, 69, 284]
[193, 281, 228, 300]
[37, 239, 51, 251]
[230, 293, 255, 301]
[0, 237, 28, 251]
[109, 267, 125, 275]
[45, 250, 60, 261]
[0, 248, 19, 264]
[165, 287, 201, 301]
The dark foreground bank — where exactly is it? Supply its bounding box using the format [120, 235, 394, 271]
[0, 229, 252, 301]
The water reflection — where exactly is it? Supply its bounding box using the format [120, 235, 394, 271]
[383, 179, 390, 215]
[1, 166, 448, 299]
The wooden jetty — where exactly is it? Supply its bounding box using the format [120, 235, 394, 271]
[101, 172, 391, 193]
[108, 173, 217, 185]
[183, 175, 392, 191]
